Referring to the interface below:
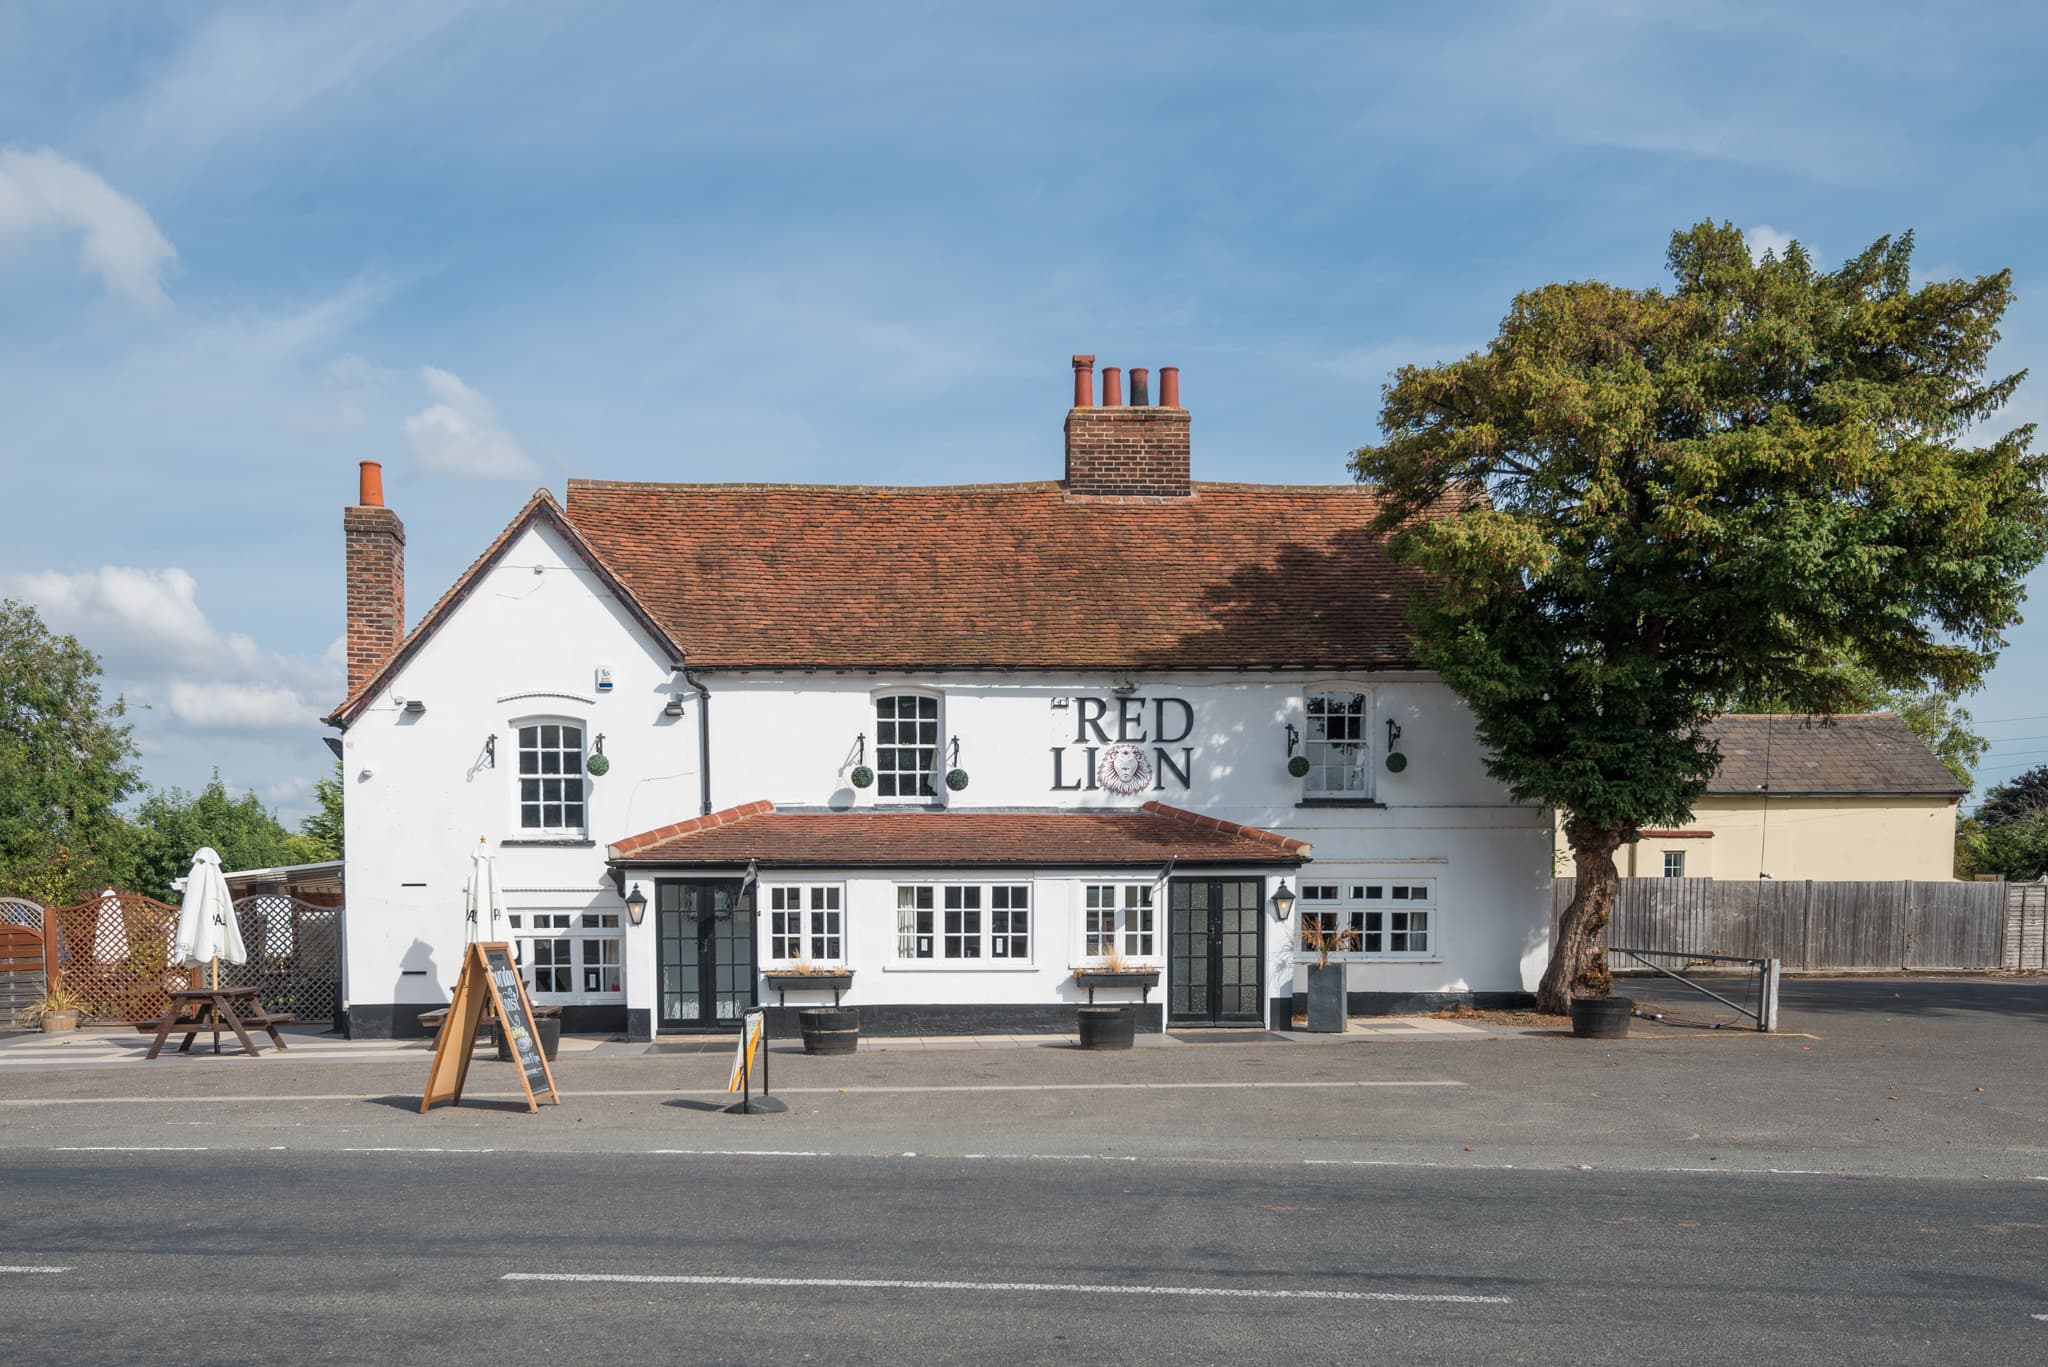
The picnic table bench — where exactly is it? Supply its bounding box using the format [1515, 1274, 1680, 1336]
[134, 986, 295, 1058]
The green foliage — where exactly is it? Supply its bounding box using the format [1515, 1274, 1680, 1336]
[1733, 662, 1986, 786]
[296, 758, 344, 861]
[1353, 222, 2048, 1003]
[1975, 763, 2048, 826]
[0, 599, 141, 903]
[1955, 811, 2048, 881]
[127, 772, 301, 902]
[1355, 222, 2046, 833]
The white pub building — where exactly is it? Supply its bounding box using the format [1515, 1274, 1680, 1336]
[327, 358, 1552, 1038]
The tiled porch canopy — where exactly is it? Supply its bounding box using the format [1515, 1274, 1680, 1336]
[608, 800, 1311, 869]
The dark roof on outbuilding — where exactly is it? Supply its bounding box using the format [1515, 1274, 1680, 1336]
[1705, 714, 1964, 798]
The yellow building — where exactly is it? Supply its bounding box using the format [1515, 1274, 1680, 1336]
[1557, 714, 1965, 882]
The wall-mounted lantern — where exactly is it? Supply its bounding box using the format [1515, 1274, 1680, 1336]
[1270, 880, 1297, 922]
[623, 883, 648, 926]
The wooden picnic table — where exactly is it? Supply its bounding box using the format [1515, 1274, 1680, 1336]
[137, 986, 295, 1058]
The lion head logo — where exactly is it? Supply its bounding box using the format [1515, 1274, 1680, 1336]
[1096, 742, 1153, 795]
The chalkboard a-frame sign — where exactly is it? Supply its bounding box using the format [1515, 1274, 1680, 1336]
[419, 941, 561, 1114]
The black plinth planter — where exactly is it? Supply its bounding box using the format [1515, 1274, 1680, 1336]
[1570, 996, 1634, 1039]
[494, 1016, 560, 1062]
[1305, 964, 1348, 1032]
[1077, 1005, 1136, 1050]
[799, 1006, 860, 1055]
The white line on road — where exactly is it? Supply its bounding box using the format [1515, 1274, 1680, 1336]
[501, 1271, 1511, 1305]
[649, 1149, 823, 1157]
[0, 1266, 72, 1274]
[50, 1145, 208, 1152]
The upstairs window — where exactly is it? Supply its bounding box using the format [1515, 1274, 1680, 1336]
[1303, 692, 1368, 795]
[518, 722, 586, 831]
[875, 694, 939, 798]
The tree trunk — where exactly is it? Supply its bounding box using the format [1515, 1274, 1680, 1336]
[1537, 819, 1626, 1015]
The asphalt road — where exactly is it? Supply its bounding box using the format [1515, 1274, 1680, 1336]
[1, 1149, 2043, 1365]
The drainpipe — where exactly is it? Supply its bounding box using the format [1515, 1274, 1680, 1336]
[681, 665, 712, 816]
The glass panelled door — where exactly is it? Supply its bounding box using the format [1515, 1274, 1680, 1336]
[656, 879, 756, 1030]
[1167, 877, 1266, 1026]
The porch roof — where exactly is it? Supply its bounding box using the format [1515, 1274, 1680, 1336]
[607, 800, 1310, 869]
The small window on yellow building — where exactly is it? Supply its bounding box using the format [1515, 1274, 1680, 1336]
[1662, 850, 1685, 878]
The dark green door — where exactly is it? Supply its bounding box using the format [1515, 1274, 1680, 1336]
[1167, 877, 1265, 1026]
[656, 879, 756, 1030]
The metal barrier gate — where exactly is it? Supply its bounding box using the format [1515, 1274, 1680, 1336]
[1607, 946, 1780, 1032]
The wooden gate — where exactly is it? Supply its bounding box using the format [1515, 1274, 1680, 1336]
[1, 898, 48, 1023]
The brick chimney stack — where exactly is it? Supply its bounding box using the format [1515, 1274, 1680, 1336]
[344, 461, 405, 695]
[1063, 354, 1191, 498]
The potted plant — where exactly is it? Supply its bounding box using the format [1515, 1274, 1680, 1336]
[15, 984, 89, 1033]
[1300, 917, 1358, 1032]
[763, 958, 856, 997]
[1569, 995, 1634, 1038]
[1071, 945, 1161, 996]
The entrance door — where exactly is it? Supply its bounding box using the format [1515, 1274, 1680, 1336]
[656, 879, 756, 1030]
[1167, 877, 1265, 1026]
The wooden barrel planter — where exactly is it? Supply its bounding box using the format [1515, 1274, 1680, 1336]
[1077, 1005, 1136, 1050]
[1569, 996, 1634, 1039]
[799, 1006, 859, 1055]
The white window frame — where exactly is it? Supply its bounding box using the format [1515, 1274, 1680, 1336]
[1662, 850, 1686, 879]
[509, 908, 625, 1002]
[512, 716, 589, 834]
[764, 883, 847, 966]
[1297, 878, 1435, 959]
[891, 879, 1035, 968]
[1078, 882, 1160, 964]
[872, 689, 943, 801]
[1301, 688, 1372, 798]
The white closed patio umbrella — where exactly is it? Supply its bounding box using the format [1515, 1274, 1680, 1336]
[466, 842, 505, 945]
[174, 848, 247, 988]
[93, 887, 130, 964]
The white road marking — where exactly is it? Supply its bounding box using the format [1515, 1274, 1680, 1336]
[649, 1149, 822, 1157]
[339, 1147, 496, 1153]
[502, 1271, 1511, 1305]
[0, 1266, 72, 1274]
[50, 1145, 207, 1152]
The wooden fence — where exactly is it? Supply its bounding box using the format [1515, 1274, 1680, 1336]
[1551, 877, 2040, 972]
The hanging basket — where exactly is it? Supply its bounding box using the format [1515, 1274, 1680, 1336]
[945, 768, 970, 791]
[1287, 754, 1311, 779]
[585, 753, 611, 776]
[850, 765, 874, 789]
[1384, 752, 1408, 774]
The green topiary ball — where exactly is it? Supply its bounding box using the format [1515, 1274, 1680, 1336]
[946, 768, 970, 791]
[1287, 754, 1311, 779]
[1384, 751, 1408, 773]
[850, 765, 874, 789]
[585, 753, 610, 776]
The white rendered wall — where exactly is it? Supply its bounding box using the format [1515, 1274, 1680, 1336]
[342, 545, 1552, 1023]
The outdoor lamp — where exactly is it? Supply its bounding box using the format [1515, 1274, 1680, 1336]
[1270, 880, 1297, 922]
[624, 884, 648, 926]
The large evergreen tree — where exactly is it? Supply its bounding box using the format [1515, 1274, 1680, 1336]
[1354, 223, 2048, 1013]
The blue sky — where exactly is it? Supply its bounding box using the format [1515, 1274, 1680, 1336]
[4, 1, 2047, 821]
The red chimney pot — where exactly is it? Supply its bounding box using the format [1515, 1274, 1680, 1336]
[1160, 366, 1180, 408]
[1101, 366, 1123, 407]
[358, 460, 384, 508]
[1071, 354, 1096, 408]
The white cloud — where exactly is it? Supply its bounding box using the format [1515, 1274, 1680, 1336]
[1746, 224, 1798, 264]
[2, 566, 269, 677]
[0, 147, 176, 306]
[166, 681, 316, 730]
[403, 366, 539, 480]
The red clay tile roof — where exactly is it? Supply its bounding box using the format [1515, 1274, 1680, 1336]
[326, 490, 685, 727]
[1705, 714, 1964, 798]
[608, 800, 1311, 867]
[564, 479, 1426, 670]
